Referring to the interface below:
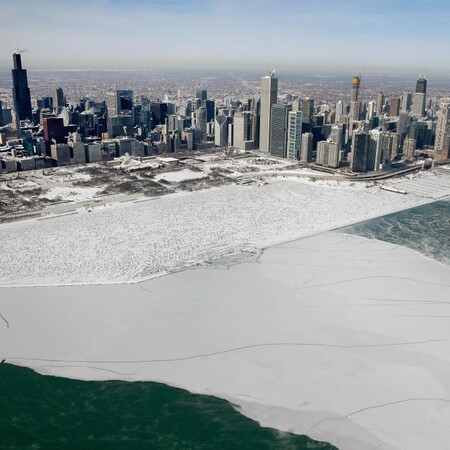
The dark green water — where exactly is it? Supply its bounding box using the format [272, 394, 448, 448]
[0, 364, 336, 450]
[343, 199, 450, 266]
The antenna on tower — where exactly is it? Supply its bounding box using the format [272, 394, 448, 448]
[13, 40, 18, 54]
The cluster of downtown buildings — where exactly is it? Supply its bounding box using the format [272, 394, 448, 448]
[1, 52, 450, 173]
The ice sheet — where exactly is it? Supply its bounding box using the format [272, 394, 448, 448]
[1, 232, 450, 449]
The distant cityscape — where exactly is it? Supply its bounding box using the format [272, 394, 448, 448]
[0, 51, 450, 174]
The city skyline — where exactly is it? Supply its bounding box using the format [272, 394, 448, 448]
[1, 0, 450, 75]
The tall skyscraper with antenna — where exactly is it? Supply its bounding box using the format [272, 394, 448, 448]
[11, 52, 32, 121]
[412, 76, 427, 118]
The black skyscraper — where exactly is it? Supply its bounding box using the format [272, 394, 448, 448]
[415, 77, 427, 94]
[12, 53, 32, 121]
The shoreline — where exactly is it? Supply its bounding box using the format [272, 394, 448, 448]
[0, 189, 446, 289]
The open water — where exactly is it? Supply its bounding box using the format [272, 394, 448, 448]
[0, 363, 336, 450]
[343, 198, 450, 266]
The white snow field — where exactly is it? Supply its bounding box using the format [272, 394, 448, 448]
[1, 232, 450, 450]
[154, 169, 208, 183]
[1, 175, 448, 287]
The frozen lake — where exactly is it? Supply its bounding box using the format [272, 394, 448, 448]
[1, 228, 450, 449]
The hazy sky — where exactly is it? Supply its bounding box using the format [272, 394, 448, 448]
[1, 0, 450, 75]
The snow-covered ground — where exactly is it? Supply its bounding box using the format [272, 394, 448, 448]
[154, 169, 208, 183]
[2, 232, 450, 450]
[1, 177, 448, 287]
[39, 186, 100, 201]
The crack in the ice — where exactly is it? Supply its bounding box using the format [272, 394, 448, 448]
[137, 282, 154, 294]
[366, 422, 406, 450]
[5, 338, 450, 364]
[394, 314, 450, 318]
[307, 397, 450, 434]
[39, 364, 137, 376]
[301, 275, 450, 289]
[0, 312, 9, 328]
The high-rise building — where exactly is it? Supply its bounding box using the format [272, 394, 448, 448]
[11, 52, 32, 121]
[233, 112, 252, 150]
[287, 110, 302, 160]
[335, 100, 343, 123]
[434, 104, 450, 160]
[412, 76, 427, 118]
[0, 100, 4, 126]
[196, 89, 207, 101]
[350, 76, 361, 123]
[403, 137, 416, 160]
[390, 98, 400, 117]
[412, 92, 426, 118]
[259, 72, 278, 152]
[316, 141, 340, 168]
[106, 90, 133, 117]
[350, 130, 369, 172]
[301, 98, 314, 126]
[140, 96, 152, 137]
[376, 92, 384, 116]
[150, 102, 168, 126]
[415, 77, 427, 94]
[367, 101, 376, 120]
[330, 124, 344, 150]
[52, 87, 65, 111]
[43, 117, 65, 145]
[214, 113, 228, 147]
[269, 104, 291, 158]
[249, 96, 260, 147]
[194, 106, 207, 140]
[367, 129, 386, 172]
[300, 132, 313, 163]
[397, 111, 410, 147]
[401, 91, 413, 112]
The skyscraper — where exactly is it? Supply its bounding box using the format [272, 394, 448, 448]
[401, 91, 413, 112]
[376, 92, 384, 116]
[301, 98, 314, 126]
[52, 87, 65, 111]
[412, 76, 427, 118]
[11, 52, 32, 121]
[195, 106, 207, 140]
[233, 112, 252, 151]
[350, 76, 361, 122]
[300, 132, 313, 163]
[316, 141, 340, 168]
[269, 104, 290, 158]
[434, 103, 450, 160]
[335, 100, 344, 123]
[106, 90, 133, 117]
[214, 113, 228, 147]
[350, 130, 369, 172]
[390, 98, 400, 117]
[196, 89, 207, 101]
[403, 137, 416, 160]
[415, 77, 427, 94]
[287, 110, 302, 160]
[259, 72, 278, 152]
